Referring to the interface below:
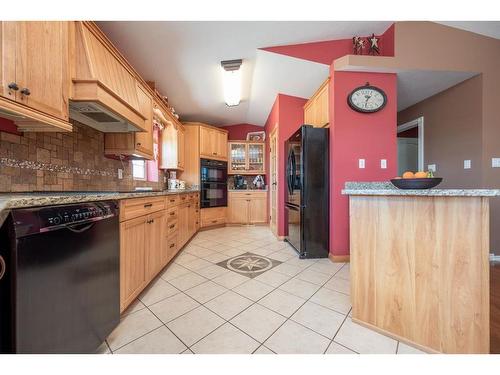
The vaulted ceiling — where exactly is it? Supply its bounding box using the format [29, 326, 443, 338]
[97, 21, 392, 126]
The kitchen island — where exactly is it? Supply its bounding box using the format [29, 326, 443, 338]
[343, 182, 500, 354]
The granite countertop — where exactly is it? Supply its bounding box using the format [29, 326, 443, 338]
[0, 188, 200, 226]
[342, 182, 500, 197]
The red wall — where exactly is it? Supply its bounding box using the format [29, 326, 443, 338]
[265, 94, 307, 236]
[219, 123, 263, 140]
[261, 24, 395, 65]
[329, 70, 397, 256]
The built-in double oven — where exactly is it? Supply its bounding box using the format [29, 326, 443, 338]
[200, 159, 228, 208]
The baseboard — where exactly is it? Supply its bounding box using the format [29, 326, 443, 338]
[328, 253, 350, 263]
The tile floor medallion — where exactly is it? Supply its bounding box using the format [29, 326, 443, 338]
[216, 252, 282, 278]
[102, 226, 427, 355]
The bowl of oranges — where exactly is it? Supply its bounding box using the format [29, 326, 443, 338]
[390, 171, 442, 189]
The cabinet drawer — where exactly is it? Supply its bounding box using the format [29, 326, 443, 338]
[201, 217, 226, 228]
[167, 220, 178, 236]
[178, 194, 189, 204]
[166, 195, 179, 207]
[120, 197, 165, 222]
[167, 234, 178, 261]
[166, 206, 178, 222]
[229, 191, 267, 199]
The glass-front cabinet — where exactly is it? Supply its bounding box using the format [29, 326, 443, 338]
[228, 141, 265, 174]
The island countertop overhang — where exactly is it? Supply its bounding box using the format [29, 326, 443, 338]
[342, 181, 500, 197]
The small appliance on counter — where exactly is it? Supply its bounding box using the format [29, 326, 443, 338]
[234, 175, 245, 189]
[167, 170, 186, 190]
[253, 175, 265, 189]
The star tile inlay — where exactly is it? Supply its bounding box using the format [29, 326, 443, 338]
[216, 252, 282, 278]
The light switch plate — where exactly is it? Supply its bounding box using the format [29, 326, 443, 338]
[359, 159, 365, 169]
[464, 160, 471, 169]
[380, 159, 387, 169]
[428, 164, 437, 172]
[492, 158, 500, 168]
[117, 168, 123, 179]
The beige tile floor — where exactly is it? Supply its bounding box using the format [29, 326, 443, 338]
[99, 226, 426, 355]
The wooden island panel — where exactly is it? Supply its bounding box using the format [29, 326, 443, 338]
[350, 195, 490, 353]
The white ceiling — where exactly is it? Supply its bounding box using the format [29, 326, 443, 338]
[97, 21, 392, 126]
[437, 21, 500, 40]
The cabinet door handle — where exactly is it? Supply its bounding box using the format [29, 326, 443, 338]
[150, 219, 154, 223]
[144, 203, 152, 208]
[211, 220, 217, 223]
[212, 152, 217, 155]
[20, 87, 31, 96]
[169, 224, 175, 229]
[169, 212, 175, 216]
[170, 243, 175, 248]
[136, 142, 142, 146]
[8, 82, 19, 91]
[0, 255, 5, 281]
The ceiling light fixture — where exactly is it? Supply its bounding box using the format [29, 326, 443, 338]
[221, 59, 242, 107]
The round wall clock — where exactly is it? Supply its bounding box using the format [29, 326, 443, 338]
[347, 83, 387, 113]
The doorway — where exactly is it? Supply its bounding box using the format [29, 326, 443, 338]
[269, 126, 278, 237]
[397, 116, 424, 175]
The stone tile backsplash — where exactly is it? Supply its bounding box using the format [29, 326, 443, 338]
[0, 120, 165, 192]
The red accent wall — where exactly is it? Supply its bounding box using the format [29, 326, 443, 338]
[261, 24, 395, 65]
[329, 70, 397, 256]
[264, 94, 307, 236]
[220, 123, 263, 141]
[0, 118, 21, 135]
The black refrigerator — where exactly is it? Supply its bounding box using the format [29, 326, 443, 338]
[285, 125, 329, 258]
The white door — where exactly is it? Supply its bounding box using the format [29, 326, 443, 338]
[397, 137, 418, 175]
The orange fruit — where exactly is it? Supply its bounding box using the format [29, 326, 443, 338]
[393, 176, 402, 179]
[414, 171, 427, 178]
[402, 171, 415, 179]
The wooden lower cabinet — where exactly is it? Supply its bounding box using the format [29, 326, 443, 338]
[119, 192, 199, 312]
[201, 207, 227, 228]
[120, 216, 147, 312]
[228, 191, 267, 224]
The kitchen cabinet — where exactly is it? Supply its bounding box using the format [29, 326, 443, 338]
[200, 207, 227, 228]
[145, 210, 166, 280]
[119, 192, 199, 312]
[159, 121, 185, 171]
[228, 141, 265, 175]
[304, 77, 329, 128]
[104, 82, 154, 159]
[0, 21, 72, 132]
[119, 216, 147, 312]
[228, 191, 267, 224]
[199, 124, 228, 161]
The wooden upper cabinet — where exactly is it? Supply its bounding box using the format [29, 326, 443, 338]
[177, 126, 186, 170]
[159, 116, 185, 171]
[134, 83, 154, 158]
[0, 21, 72, 132]
[199, 125, 228, 161]
[228, 141, 265, 175]
[304, 77, 329, 128]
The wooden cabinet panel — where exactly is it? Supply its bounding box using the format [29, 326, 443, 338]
[188, 200, 197, 238]
[178, 125, 186, 170]
[166, 234, 178, 263]
[145, 210, 166, 280]
[159, 122, 185, 171]
[178, 202, 190, 247]
[199, 125, 228, 161]
[120, 216, 147, 312]
[134, 83, 154, 158]
[304, 78, 329, 128]
[200, 207, 226, 228]
[249, 197, 267, 223]
[0, 22, 17, 100]
[228, 197, 249, 224]
[15, 22, 69, 121]
[217, 130, 228, 159]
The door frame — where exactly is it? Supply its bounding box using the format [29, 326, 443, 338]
[397, 116, 424, 171]
[269, 125, 279, 237]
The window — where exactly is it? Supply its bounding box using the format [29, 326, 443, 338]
[132, 160, 146, 180]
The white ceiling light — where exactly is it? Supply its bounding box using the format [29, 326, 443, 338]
[221, 59, 242, 107]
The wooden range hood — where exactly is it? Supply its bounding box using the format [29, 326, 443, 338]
[69, 22, 147, 133]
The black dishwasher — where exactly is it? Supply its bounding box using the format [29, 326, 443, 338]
[0, 201, 120, 353]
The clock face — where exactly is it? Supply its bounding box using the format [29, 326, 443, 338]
[348, 85, 387, 113]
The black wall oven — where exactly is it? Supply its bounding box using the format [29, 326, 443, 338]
[200, 159, 228, 208]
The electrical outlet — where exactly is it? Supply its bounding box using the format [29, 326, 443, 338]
[358, 159, 365, 169]
[492, 158, 500, 168]
[380, 159, 387, 169]
[428, 164, 436, 172]
[117, 168, 123, 179]
[464, 160, 471, 169]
